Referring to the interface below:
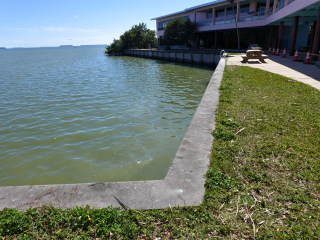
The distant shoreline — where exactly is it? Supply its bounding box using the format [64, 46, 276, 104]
[2, 45, 107, 50]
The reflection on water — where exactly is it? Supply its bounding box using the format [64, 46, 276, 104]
[0, 46, 214, 186]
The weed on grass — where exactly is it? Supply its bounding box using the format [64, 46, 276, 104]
[1, 65, 320, 239]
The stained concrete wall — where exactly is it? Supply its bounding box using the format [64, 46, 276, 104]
[123, 49, 221, 67]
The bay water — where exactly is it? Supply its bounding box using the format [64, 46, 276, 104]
[0, 46, 214, 186]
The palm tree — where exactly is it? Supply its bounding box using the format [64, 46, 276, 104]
[228, 0, 240, 52]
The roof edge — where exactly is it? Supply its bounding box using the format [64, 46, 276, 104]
[150, 10, 189, 20]
[151, 0, 227, 20]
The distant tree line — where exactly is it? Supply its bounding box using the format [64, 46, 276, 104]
[106, 18, 198, 54]
[105, 23, 158, 55]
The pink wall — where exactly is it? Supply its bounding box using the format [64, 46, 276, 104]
[250, 2, 257, 12]
[196, 12, 207, 21]
[266, 0, 319, 24]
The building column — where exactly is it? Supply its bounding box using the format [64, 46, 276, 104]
[268, 26, 274, 48]
[309, 21, 317, 50]
[311, 7, 320, 61]
[238, 28, 241, 49]
[249, 29, 256, 44]
[236, 1, 240, 22]
[277, 21, 284, 50]
[194, 11, 197, 22]
[285, 0, 289, 6]
[289, 16, 299, 56]
[214, 31, 217, 49]
[226, 31, 229, 49]
[212, 7, 216, 25]
[266, 0, 271, 18]
[273, 0, 279, 14]
[196, 33, 200, 48]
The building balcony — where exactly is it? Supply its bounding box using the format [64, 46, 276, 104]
[197, 19, 213, 27]
[267, 7, 273, 17]
[215, 15, 236, 25]
[238, 11, 266, 22]
[276, 0, 286, 12]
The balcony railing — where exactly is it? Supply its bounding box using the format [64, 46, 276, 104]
[238, 11, 265, 22]
[267, 7, 273, 17]
[197, 19, 213, 27]
[215, 15, 236, 25]
[276, 0, 286, 12]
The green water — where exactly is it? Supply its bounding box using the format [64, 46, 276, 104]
[0, 46, 214, 186]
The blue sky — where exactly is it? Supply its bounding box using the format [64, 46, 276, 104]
[0, 0, 208, 48]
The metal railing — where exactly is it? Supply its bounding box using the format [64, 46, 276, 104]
[267, 7, 273, 17]
[238, 11, 266, 22]
[276, 0, 286, 12]
[215, 15, 236, 25]
[197, 19, 213, 27]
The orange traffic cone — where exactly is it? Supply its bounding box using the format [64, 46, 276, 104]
[293, 50, 298, 61]
[281, 48, 287, 58]
[268, 47, 271, 54]
[276, 48, 280, 56]
[272, 48, 275, 55]
[303, 51, 310, 64]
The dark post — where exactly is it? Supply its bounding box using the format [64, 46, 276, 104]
[196, 33, 200, 48]
[226, 31, 229, 49]
[214, 31, 218, 49]
[277, 21, 284, 50]
[249, 29, 254, 44]
[289, 16, 299, 56]
[238, 28, 241, 49]
[309, 21, 317, 49]
[311, 7, 320, 61]
[268, 26, 274, 48]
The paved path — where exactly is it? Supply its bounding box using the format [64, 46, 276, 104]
[227, 54, 320, 91]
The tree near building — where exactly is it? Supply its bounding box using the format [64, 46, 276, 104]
[227, 0, 240, 52]
[105, 23, 158, 55]
[163, 17, 197, 46]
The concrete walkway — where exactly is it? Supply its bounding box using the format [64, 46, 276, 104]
[227, 54, 320, 91]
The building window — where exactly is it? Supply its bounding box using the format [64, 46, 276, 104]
[157, 16, 190, 31]
[226, 7, 236, 16]
[257, 3, 266, 12]
[240, 4, 250, 13]
[206, 12, 213, 19]
[183, 15, 190, 21]
[215, 9, 225, 17]
[158, 21, 166, 31]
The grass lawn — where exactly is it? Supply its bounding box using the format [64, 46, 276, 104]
[1, 65, 320, 239]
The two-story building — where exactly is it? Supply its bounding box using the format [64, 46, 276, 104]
[152, 0, 320, 58]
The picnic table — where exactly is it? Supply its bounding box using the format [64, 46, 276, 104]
[241, 49, 268, 63]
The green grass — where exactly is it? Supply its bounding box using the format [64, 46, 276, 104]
[1, 65, 320, 239]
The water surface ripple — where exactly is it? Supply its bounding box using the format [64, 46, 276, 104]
[0, 46, 214, 186]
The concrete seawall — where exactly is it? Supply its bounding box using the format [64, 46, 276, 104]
[123, 49, 221, 67]
[0, 57, 225, 211]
